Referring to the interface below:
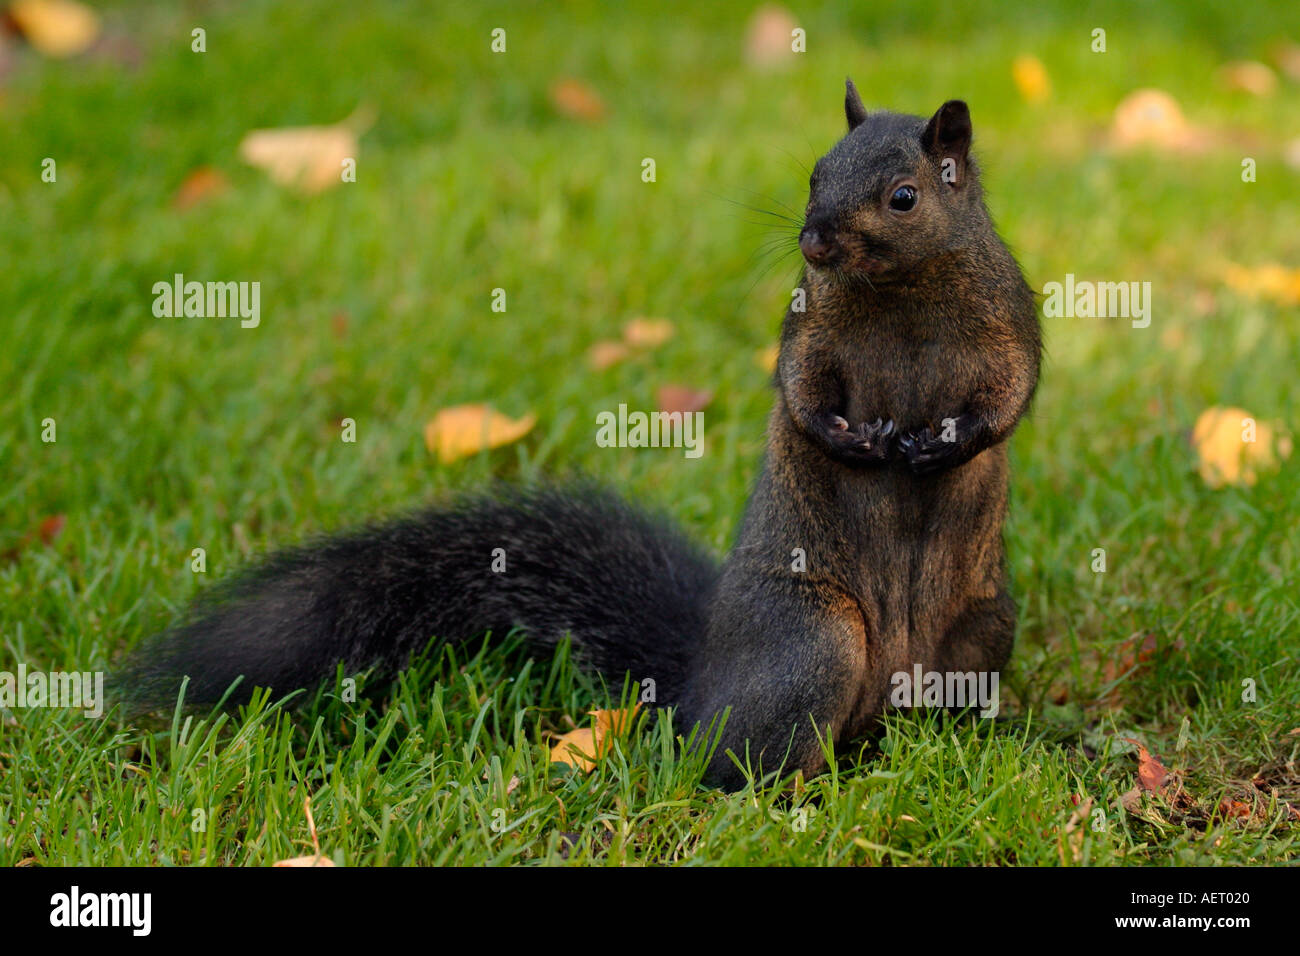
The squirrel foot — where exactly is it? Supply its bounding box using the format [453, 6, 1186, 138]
[819, 414, 895, 465]
[899, 415, 979, 475]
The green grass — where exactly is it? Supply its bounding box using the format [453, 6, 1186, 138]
[2, 0, 1298, 865]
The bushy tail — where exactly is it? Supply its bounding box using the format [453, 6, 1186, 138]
[119, 486, 719, 709]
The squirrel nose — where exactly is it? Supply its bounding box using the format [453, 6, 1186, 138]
[799, 228, 838, 265]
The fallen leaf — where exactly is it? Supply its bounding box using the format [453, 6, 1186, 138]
[330, 311, 348, 340]
[36, 514, 65, 544]
[1191, 405, 1291, 488]
[548, 78, 606, 123]
[273, 796, 335, 867]
[588, 340, 630, 370]
[1222, 262, 1300, 306]
[550, 706, 640, 773]
[623, 317, 674, 349]
[1217, 798, 1252, 820]
[173, 166, 228, 210]
[423, 404, 537, 464]
[755, 344, 779, 374]
[1285, 138, 1300, 172]
[1272, 41, 1300, 81]
[657, 385, 712, 415]
[1218, 60, 1277, 96]
[273, 854, 336, 867]
[744, 5, 798, 70]
[1110, 89, 1204, 151]
[1012, 55, 1051, 104]
[239, 109, 372, 194]
[1120, 738, 1170, 794]
[7, 0, 99, 58]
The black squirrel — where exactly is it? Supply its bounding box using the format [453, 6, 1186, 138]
[121, 82, 1041, 791]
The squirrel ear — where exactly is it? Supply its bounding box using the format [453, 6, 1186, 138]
[922, 100, 972, 186]
[845, 78, 868, 131]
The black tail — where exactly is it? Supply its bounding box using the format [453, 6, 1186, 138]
[119, 486, 719, 709]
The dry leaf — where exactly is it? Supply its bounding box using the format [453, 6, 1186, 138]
[36, 514, 65, 545]
[423, 404, 536, 464]
[549, 78, 606, 123]
[657, 385, 712, 415]
[273, 796, 335, 867]
[1110, 89, 1202, 151]
[173, 166, 228, 210]
[1272, 42, 1300, 81]
[744, 5, 798, 70]
[755, 344, 779, 374]
[550, 706, 640, 772]
[8, 0, 99, 58]
[273, 854, 335, 867]
[1218, 60, 1277, 96]
[588, 341, 630, 371]
[1060, 795, 1095, 864]
[1191, 405, 1291, 488]
[239, 112, 370, 194]
[623, 317, 674, 349]
[330, 311, 349, 340]
[1222, 263, 1300, 306]
[1012, 55, 1051, 104]
[1120, 738, 1170, 794]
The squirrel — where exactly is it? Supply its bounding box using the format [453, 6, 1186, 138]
[120, 82, 1041, 792]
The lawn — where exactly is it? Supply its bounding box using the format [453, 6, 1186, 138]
[1, 0, 1298, 865]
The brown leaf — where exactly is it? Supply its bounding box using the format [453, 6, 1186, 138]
[7, 0, 99, 58]
[622, 317, 674, 349]
[36, 514, 65, 545]
[1120, 738, 1170, 794]
[1218, 60, 1277, 96]
[330, 311, 349, 340]
[588, 340, 629, 371]
[549, 78, 606, 123]
[173, 166, 228, 210]
[657, 385, 712, 415]
[744, 5, 798, 70]
[423, 404, 536, 464]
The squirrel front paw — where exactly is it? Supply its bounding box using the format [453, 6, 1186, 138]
[818, 414, 896, 465]
[899, 416, 977, 475]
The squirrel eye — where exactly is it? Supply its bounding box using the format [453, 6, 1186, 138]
[889, 185, 917, 212]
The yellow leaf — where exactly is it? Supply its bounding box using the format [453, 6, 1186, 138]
[238, 113, 369, 194]
[423, 404, 536, 464]
[1222, 263, 1300, 306]
[272, 854, 336, 867]
[549, 706, 640, 773]
[623, 317, 674, 349]
[1110, 89, 1192, 150]
[1012, 55, 1051, 104]
[8, 0, 99, 58]
[1192, 406, 1291, 488]
[755, 344, 779, 374]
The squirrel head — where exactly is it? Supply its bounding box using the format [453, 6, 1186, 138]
[799, 81, 983, 282]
